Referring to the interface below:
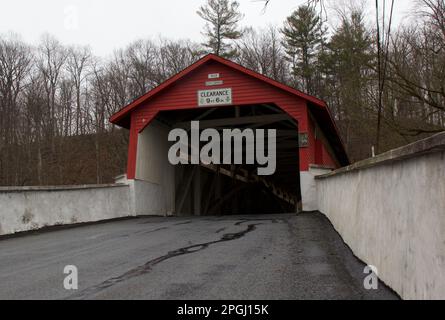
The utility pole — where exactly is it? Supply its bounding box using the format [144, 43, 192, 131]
[375, 0, 395, 154]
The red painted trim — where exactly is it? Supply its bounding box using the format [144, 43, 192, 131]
[211, 55, 327, 107]
[126, 115, 139, 179]
[110, 54, 214, 125]
[137, 111, 158, 133]
[109, 54, 349, 173]
[109, 54, 328, 126]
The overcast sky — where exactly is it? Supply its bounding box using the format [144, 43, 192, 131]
[0, 0, 417, 57]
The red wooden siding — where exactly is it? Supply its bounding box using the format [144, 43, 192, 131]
[131, 61, 309, 131]
[126, 61, 315, 179]
[122, 59, 345, 179]
[308, 115, 338, 168]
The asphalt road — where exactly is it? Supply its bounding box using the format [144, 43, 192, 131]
[0, 212, 398, 300]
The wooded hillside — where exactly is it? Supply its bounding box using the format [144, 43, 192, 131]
[0, 0, 443, 186]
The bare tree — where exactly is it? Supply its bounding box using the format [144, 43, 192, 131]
[236, 26, 289, 83]
[36, 35, 68, 184]
[383, 0, 445, 137]
[0, 33, 31, 185]
[66, 45, 92, 135]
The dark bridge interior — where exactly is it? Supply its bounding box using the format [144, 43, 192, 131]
[155, 104, 301, 215]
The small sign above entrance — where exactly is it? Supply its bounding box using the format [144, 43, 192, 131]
[198, 88, 232, 106]
[205, 80, 224, 86]
[208, 73, 220, 79]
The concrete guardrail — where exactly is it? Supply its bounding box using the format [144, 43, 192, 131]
[316, 132, 445, 299]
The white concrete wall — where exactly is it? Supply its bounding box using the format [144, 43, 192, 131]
[130, 179, 173, 216]
[0, 184, 131, 236]
[135, 120, 175, 215]
[0, 119, 177, 236]
[300, 166, 333, 211]
[316, 149, 445, 299]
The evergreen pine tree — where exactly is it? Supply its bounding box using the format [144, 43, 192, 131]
[197, 0, 244, 59]
[281, 5, 326, 94]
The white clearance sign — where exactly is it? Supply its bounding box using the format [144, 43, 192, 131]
[198, 88, 232, 106]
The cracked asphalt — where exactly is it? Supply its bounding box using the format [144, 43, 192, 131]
[0, 212, 398, 299]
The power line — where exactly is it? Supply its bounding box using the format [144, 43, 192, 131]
[375, 0, 395, 154]
[375, 0, 383, 154]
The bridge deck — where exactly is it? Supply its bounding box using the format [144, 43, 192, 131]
[0, 212, 398, 299]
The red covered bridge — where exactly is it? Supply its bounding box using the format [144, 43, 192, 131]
[110, 54, 348, 215]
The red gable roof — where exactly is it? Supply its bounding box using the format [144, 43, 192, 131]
[110, 54, 328, 126]
[109, 53, 349, 165]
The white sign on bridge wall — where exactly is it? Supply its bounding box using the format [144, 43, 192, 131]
[198, 88, 232, 106]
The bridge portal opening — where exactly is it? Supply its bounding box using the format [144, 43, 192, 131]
[111, 55, 348, 214]
[136, 104, 301, 216]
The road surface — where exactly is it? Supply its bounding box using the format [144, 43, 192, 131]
[0, 212, 398, 299]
